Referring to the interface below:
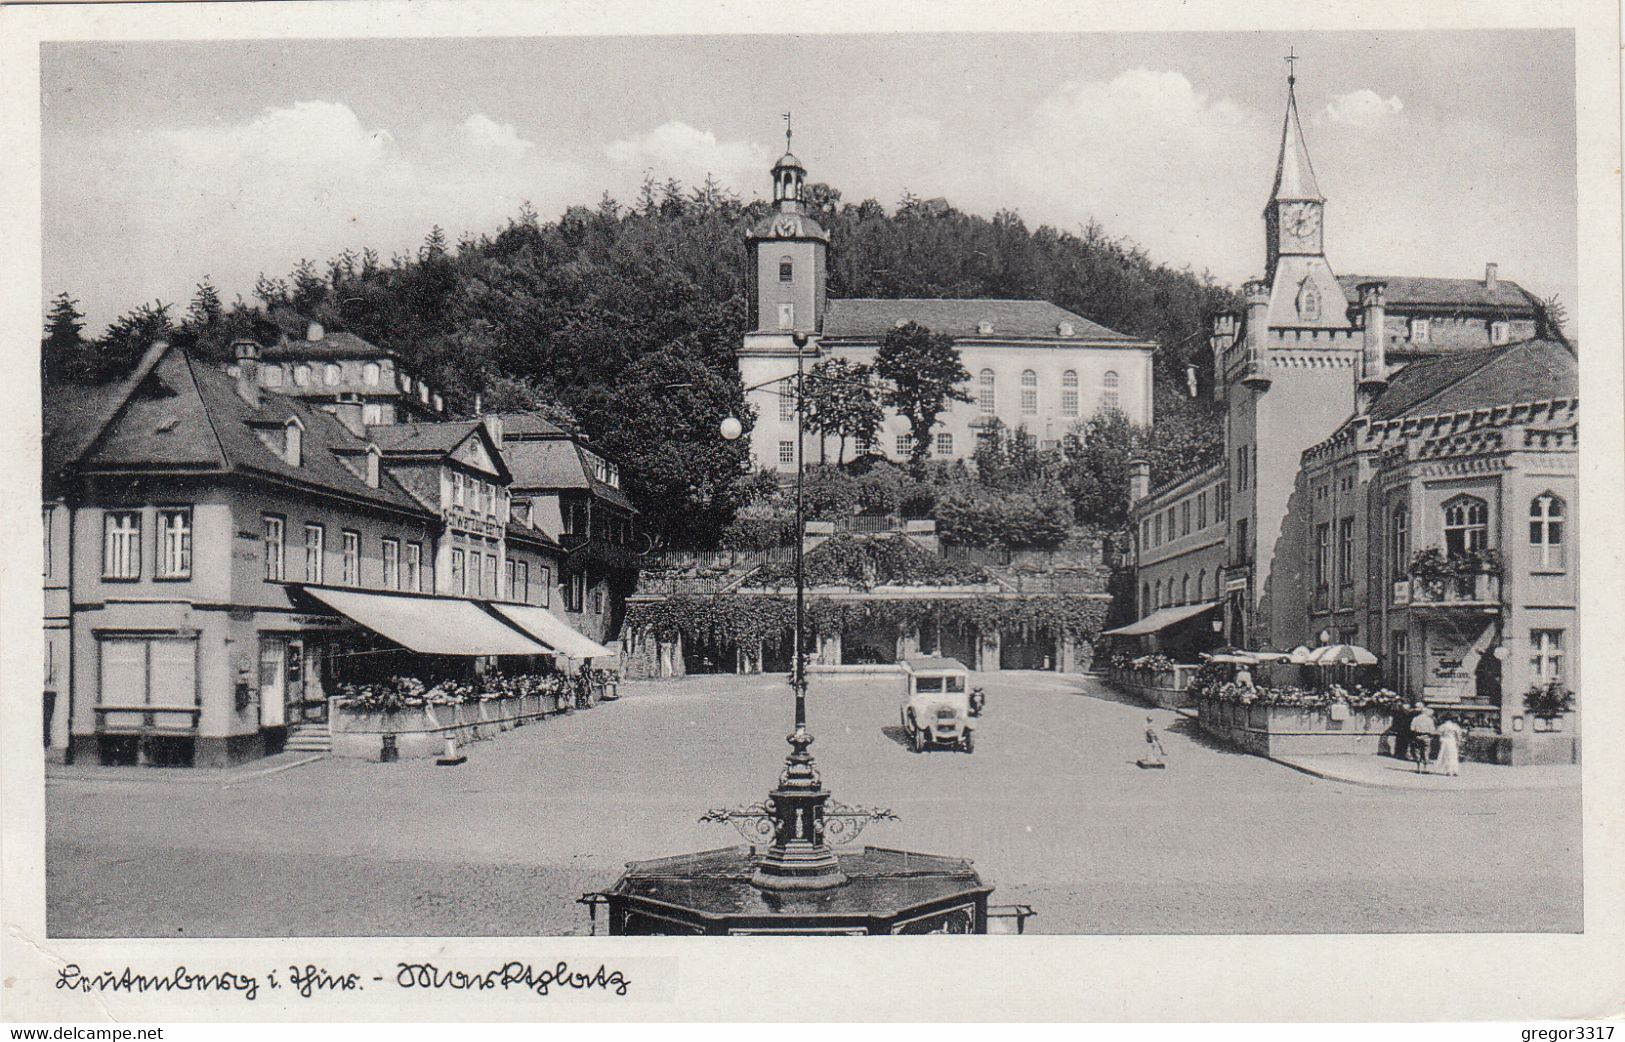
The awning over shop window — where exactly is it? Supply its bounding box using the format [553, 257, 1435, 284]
[1100, 601, 1220, 638]
[487, 602, 613, 661]
[300, 587, 550, 656]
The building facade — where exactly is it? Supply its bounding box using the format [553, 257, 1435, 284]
[1122, 69, 1577, 752]
[41, 340, 615, 767]
[737, 147, 1158, 473]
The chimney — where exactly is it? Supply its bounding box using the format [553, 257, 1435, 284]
[1484, 262, 1498, 291]
[1128, 457, 1151, 506]
[306, 320, 325, 342]
[1240, 279, 1272, 391]
[1357, 281, 1388, 413]
[232, 339, 261, 407]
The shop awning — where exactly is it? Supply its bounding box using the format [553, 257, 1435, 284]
[1100, 601, 1220, 638]
[487, 602, 614, 660]
[300, 587, 550, 656]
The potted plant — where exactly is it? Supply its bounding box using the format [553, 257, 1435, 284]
[1523, 680, 1574, 731]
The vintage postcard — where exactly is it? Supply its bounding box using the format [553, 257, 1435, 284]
[2, 0, 1621, 1025]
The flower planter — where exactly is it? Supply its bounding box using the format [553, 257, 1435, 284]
[1196, 696, 1396, 757]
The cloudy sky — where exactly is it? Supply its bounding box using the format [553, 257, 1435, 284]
[43, 31, 1575, 334]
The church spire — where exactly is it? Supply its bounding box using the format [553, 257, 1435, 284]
[1269, 50, 1323, 204]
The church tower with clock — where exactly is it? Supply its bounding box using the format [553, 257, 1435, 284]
[745, 144, 829, 336]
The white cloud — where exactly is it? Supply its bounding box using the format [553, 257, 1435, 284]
[1323, 89, 1404, 126]
[44, 100, 591, 331]
[1004, 69, 1271, 279]
[604, 121, 769, 191]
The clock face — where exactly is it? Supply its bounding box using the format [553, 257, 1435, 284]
[773, 216, 798, 237]
[1284, 203, 1321, 239]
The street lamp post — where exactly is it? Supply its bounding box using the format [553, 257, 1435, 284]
[720, 332, 844, 888]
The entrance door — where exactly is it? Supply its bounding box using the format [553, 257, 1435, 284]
[259, 637, 286, 728]
[281, 638, 327, 723]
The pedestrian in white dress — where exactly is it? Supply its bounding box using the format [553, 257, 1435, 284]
[1436, 717, 1462, 776]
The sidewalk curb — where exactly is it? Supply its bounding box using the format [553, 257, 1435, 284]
[1267, 755, 1579, 792]
[223, 753, 326, 787]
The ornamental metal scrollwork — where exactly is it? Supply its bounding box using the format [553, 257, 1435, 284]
[699, 801, 778, 845]
[821, 801, 898, 846]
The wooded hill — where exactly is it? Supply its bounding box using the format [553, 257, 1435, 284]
[42, 178, 1236, 545]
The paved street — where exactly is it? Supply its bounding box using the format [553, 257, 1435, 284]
[47, 672, 1582, 936]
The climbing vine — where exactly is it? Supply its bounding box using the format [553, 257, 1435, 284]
[747, 533, 990, 590]
[624, 592, 1109, 647]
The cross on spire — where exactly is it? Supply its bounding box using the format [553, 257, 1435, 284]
[1285, 46, 1298, 86]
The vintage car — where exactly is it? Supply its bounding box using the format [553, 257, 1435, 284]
[899, 656, 976, 753]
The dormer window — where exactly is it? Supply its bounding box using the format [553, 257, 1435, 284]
[362, 362, 381, 386]
[1410, 318, 1431, 343]
[323, 363, 342, 386]
[1058, 322, 1075, 337]
[283, 417, 304, 467]
[1490, 320, 1510, 345]
[977, 321, 994, 335]
[263, 366, 284, 388]
[293, 365, 312, 387]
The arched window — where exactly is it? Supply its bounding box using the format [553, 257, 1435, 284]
[323, 363, 342, 386]
[362, 362, 381, 386]
[1181, 574, 1190, 604]
[1061, 370, 1079, 417]
[1142, 582, 1151, 614]
[1102, 370, 1121, 411]
[1296, 277, 1321, 321]
[1020, 370, 1038, 414]
[978, 369, 996, 415]
[1530, 493, 1566, 569]
[1391, 501, 1410, 579]
[1153, 580, 1162, 609]
[1197, 569, 1207, 601]
[779, 256, 794, 283]
[1443, 495, 1489, 557]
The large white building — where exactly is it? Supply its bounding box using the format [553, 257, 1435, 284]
[737, 145, 1157, 472]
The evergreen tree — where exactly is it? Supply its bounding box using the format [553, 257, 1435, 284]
[187, 277, 224, 328]
[41, 291, 86, 384]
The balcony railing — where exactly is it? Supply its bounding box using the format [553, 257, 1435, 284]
[1396, 572, 1501, 608]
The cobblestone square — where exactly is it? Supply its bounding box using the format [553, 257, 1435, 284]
[47, 672, 1582, 936]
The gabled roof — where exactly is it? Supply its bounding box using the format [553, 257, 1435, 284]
[1270, 80, 1324, 203]
[42, 338, 171, 488]
[1368, 338, 1576, 422]
[369, 419, 483, 454]
[74, 347, 428, 516]
[502, 435, 637, 513]
[491, 411, 571, 438]
[820, 299, 1138, 342]
[1336, 275, 1537, 312]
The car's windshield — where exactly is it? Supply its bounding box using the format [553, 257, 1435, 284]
[916, 677, 943, 693]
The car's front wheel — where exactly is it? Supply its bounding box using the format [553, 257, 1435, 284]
[963, 732, 975, 754]
[913, 722, 926, 753]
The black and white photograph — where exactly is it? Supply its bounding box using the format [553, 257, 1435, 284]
[4, 0, 1623, 1026]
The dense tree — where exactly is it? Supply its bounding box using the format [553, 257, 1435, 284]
[187, 278, 224, 329]
[41, 291, 87, 384]
[802, 357, 883, 464]
[55, 173, 1236, 541]
[874, 322, 972, 472]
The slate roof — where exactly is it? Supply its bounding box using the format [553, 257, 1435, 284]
[72, 345, 428, 516]
[1336, 275, 1538, 312]
[1368, 338, 1576, 422]
[42, 339, 170, 488]
[259, 330, 396, 361]
[369, 420, 485, 455]
[820, 299, 1140, 342]
[500, 436, 637, 513]
[492, 412, 571, 438]
[1270, 82, 1324, 203]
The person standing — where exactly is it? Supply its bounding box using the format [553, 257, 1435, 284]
[1409, 703, 1437, 773]
[1141, 715, 1167, 767]
[1436, 715, 1463, 777]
